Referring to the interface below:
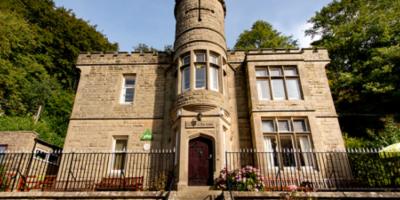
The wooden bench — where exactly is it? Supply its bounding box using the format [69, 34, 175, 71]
[95, 177, 143, 191]
[17, 175, 56, 191]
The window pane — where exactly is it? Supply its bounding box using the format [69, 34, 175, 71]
[271, 79, 286, 100]
[278, 120, 291, 132]
[0, 145, 7, 153]
[262, 120, 275, 132]
[286, 78, 302, 100]
[182, 55, 190, 65]
[256, 69, 268, 77]
[256, 80, 270, 100]
[210, 66, 219, 91]
[264, 137, 279, 168]
[195, 53, 206, 62]
[115, 139, 127, 151]
[125, 88, 134, 102]
[195, 65, 206, 88]
[125, 78, 135, 86]
[284, 67, 298, 76]
[280, 136, 296, 167]
[298, 136, 315, 167]
[270, 67, 283, 76]
[182, 67, 190, 91]
[210, 54, 219, 65]
[293, 120, 308, 132]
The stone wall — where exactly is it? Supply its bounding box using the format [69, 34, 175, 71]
[64, 53, 172, 152]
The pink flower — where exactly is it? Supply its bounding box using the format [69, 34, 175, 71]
[287, 184, 298, 192]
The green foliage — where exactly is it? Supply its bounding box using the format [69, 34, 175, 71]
[234, 20, 298, 50]
[307, 0, 400, 135]
[343, 117, 400, 148]
[0, 0, 118, 146]
[348, 153, 400, 188]
[0, 116, 63, 146]
[133, 43, 158, 52]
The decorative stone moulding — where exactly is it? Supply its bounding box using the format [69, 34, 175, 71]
[175, 90, 225, 113]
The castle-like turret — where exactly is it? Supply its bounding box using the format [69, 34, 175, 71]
[173, 0, 232, 188]
[174, 0, 228, 113]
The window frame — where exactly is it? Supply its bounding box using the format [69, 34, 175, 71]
[180, 54, 191, 92]
[255, 66, 303, 101]
[262, 117, 315, 170]
[120, 74, 136, 104]
[209, 64, 219, 92]
[111, 136, 128, 175]
[194, 52, 207, 89]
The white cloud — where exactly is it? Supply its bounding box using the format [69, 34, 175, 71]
[291, 22, 321, 48]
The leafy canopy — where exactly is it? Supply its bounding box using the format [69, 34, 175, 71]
[234, 20, 298, 50]
[307, 0, 400, 137]
[0, 0, 117, 146]
[307, 0, 400, 114]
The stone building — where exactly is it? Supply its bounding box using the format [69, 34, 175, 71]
[63, 0, 345, 189]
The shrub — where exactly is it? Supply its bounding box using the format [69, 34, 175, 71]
[215, 166, 265, 191]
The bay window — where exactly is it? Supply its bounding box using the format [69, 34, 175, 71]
[262, 118, 315, 169]
[179, 51, 221, 93]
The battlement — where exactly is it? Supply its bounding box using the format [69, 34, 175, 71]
[76, 51, 172, 66]
[227, 48, 330, 64]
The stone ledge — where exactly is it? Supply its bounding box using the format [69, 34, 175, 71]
[224, 191, 400, 199]
[0, 191, 167, 199]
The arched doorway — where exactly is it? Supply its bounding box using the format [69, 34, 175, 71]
[188, 137, 214, 186]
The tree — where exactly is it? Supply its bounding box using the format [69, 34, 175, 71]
[307, 0, 400, 136]
[0, 0, 118, 145]
[133, 43, 158, 52]
[234, 20, 298, 50]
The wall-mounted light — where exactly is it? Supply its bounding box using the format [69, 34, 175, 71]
[197, 112, 203, 121]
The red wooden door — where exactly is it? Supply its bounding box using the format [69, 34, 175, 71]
[189, 137, 213, 185]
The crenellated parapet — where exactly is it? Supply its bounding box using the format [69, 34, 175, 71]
[76, 51, 172, 66]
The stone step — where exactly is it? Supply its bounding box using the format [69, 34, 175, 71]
[168, 188, 223, 200]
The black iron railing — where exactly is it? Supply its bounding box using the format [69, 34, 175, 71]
[225, 149, 400, 192]
[0, 150, 175, 192]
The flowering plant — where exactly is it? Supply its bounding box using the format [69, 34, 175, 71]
[215, 166, 265, 191]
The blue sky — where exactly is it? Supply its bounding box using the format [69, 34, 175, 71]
[54, 0, 332, 51]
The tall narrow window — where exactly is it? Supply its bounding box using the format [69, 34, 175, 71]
[121, 75, 135, 104]
[181, 54, 191, 92]
[195, 64, 206, 89]
[255, 66, 303, 100]
[194, 52, 206, 89]
[182, 66, 190, 92]
[112, 138, 127, 173]
[263, 136, 279, 168]
[210, 66, 219, 91]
